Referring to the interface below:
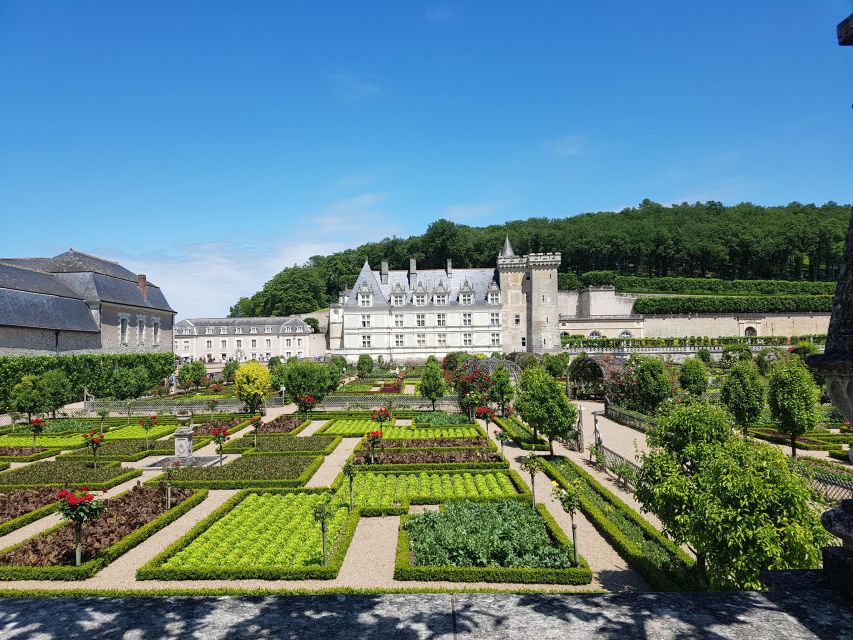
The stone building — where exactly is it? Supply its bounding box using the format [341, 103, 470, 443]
[328, 238, 562, 362]
[0, 250, 175, 356]
[174, 316, 321, 363]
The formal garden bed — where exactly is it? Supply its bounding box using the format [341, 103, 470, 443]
[137, 490, 358, 580]
[165, 454, 324, 489]
[223, 435, 340, 455]
[317, 419, 394, 436]
[0, 488, 60, 537]
[352, 449, 503, 466]
[749, 427, 850, 454]
[0, 486, 205, 580]
[0, 446, 62, 462]
[493, 417, 549, 451]
[58, 437, 212, 462]
[413, 412, 473, 426]
[368, 437, 489, 449]
[394, 500, 592, 584]
[543, 457, 699, 591]
[378, 426, 484, 440]
[331, 469, 527, 515]
[189, 417, 253, 437]
[257, 415, 308, 434]
[0, 461, 142, 489]
[0, 434, 88, 450]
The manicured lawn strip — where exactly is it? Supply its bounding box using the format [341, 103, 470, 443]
[137, 490, 359, 580]
[0, 461, 142, 489]
[493, 417, 549, 451]
[543, 457, 699, 591]
[394, 505, 592, 584]
[223, 435, 339, 454]
[0, 489, 207, 580]
[413, 412, 474, 426]
[356, 437, 491, 451]
[0, 448, 63, 462]
[164, 454, 324, 489]
[57, 438, 212, 462]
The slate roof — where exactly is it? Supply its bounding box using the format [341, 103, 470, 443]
[345, 260, 499, 308]
[176, 316, 311, 335]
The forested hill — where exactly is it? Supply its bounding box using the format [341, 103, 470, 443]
[229, 200, 851, 318]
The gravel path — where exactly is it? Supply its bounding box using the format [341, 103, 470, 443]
[305, 438, 358, 487]
[484, 421, 648, 592]
[297, 420, 329, 437]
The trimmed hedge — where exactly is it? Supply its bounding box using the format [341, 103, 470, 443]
[749, 427, 847, 453]
[164, 454, 324, 489]
[0, 353, 176, 411]
[0, 448, 63, 463]
[0, 490, 207, 580]
[0, 500, 59, 538]
[634, 295, 832, 315]
[58, 437, 212, 462]
[393, 505, 593, 585]
[354, 461, 509, 472]
[223, 435, 340, 455]
[0, 461, 143, 490]
[543, 457, 700, 591]
[137, 489, 360, 580]
[614, 275, 835, 297]
[493, 416, 549, 451]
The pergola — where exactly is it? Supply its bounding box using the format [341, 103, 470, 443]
[461, 358, 522, 385]
[566, 353, 628, 400]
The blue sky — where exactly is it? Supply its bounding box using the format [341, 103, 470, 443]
[1, 1, 852, 317]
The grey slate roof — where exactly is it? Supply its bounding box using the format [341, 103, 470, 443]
[176, 316, 311, 335]
[0, 288, 99, 332]
[5, 250, 140, 282]
[0, 263, 85, 299]
[345, 261, 499, 308]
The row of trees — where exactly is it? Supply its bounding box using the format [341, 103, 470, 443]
[230, 201, 851, 317]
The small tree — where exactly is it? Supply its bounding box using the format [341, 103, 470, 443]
[222, 359, 239, 382]
[280, 361, 331, 406]
[419, 361, 447, 410]
[41, 369, 72, 419]
[11, 375, 47, 422]
[365, 429, 384, 464]
[768, 359, 819, 457]
[552, 479, 583, 565]
[494, 428, 511, 455]
[697, 348, 711, 366]
[678, 357, 708, 396]
[312, 493, 335, 566]
[234, 361, 271, 413]
[250, 415, 262, 448]
[83, 431, 104, 468]
[297, 395, 318, 414]
[516, 367, 577, 454]
[357, 354, 374, 379]
[342, 460, 356, 510]
[489, 366, 514, 417]
[721, 360, 765, 435]
[519, 453, 545, 506]
[139, 414, 158, 450]
[632, 357, 672, 415]
[29, 417, 46, 446]
[163, 459, 181, 509]
[96, 409, 110, 430]
[211, 426, 230, 466]
[206, 398, 219, 413]
[57, 487, 107, 566]
[475, 406, 495, 429]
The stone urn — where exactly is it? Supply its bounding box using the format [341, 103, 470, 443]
[174, 410, 194, 459]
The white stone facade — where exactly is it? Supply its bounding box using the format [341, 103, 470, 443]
[174, 317, 317, 363]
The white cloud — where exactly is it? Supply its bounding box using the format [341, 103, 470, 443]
[327, 70, 381, 101]
[105, 193, 400, 319]
[543, 134, 587, 158]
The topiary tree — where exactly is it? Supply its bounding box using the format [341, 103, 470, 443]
[720, 360, 765, 435]
[552, 478, 583, 565]
[40, 369, 72, 419]
[519, 452, 545, 506]
[57, 487, 107, 566]
[720, 343, 753, 368]
[767, 359, 819, 458]
[516, 366, 577, 453]
[234, 361, 271, 413]
[418, 361, 447, 410]
[678, 357, 708, 396]
[489, 366, 514, 416]
[312, 492, 336, 566]
[342, 460, 357, 510]
[357, 354, 374, 379]
[111, 366, 149, 400]
[696, 348, 711, 366]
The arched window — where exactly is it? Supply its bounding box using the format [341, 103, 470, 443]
[619, 330, 633, 339]
[744, 326, 757, 337]
[589, 331, 603, 339]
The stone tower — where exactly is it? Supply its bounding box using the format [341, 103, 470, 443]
[497, 237, 561, 353]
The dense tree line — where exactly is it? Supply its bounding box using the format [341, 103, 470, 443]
[230, 200, 851, 317]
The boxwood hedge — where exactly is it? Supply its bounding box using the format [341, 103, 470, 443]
[634, 295, 832, 315]
[0, 461, 142, 489]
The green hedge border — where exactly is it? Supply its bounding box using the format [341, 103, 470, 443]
[493, 416, 549, 451]
[0, 449, 65, 463]
[393, 504, 592, 584]
[137, 488, 360, 580]
[0, 500, 60, 538]
[163, 454, 325, 489]
[0, 466, 143, 490]
[57, 438, 213, 462]
[224, 435, 341, 456]
[0, 489, 208, 581]
[542, 457, 698, 591]
[353, 461, 509, 472]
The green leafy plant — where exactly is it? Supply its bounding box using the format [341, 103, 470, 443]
[341, 461, 356, 511]
[721, 360, 765, 435]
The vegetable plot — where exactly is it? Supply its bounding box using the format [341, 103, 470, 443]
[380, 427, 482, 440]
[318, 420, 381, 436]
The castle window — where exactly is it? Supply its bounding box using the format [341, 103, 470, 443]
[220, 327, 227, 334]
[392, 294, 404, 306]
[250, 327, 257, 334]
[461, 293, 473, 305]
[205, 327, 213, 335]
[490, 312, 500, 326]
[395, 334, 404, 348]
[414, 294, 426, 306]
[361, 314, 372, 328]
[488, 292, 500, 305]
[514, 314, 521, 326]
[417, 334, 426, 347]
[491, 333, 501, 347]
[221, 339, 227, 348]
[463, 333, 473, 347]
[251, 339, 257, 348]
[137, 319, 145, 345]
[462, 313, 472, 327]
[297, 338, 303, 347]
[153, 321, 160, 345]
[286, 338, 292, 347]
[436, 313, 446, 327]
[416, 313, 426, 327]
[435, 294, 447, 306]
[265, 326, 272, 333]
[236, 339, 242, 348]
[206, 340, 213, 349]
[437, 333, 447, 347]
[362, 335, 372, 348]
[265, 338, 272, 348]
[394, 314, 404, 328]
[235, 327, 242, 334]
[521, 337, 526, 347]
[619, 330, 633, 339]
[589, 331, 603, 339]
[183, 340, 189, 350]
[359, 293, 372, 307]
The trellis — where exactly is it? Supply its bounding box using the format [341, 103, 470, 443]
[461, 358, 521, 385]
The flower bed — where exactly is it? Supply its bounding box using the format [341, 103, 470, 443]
[191, 417, 251, 437]
[318, 419, 385, 436]
[166, 454, 324, 489]
[333, 470, 525, 514]
[379, 427, 483, 440]
[258, 415, 308, 434]
[543, 457, 699, 591]
[58, 438, 211, 462]
[0, 486, 206, 580]
[352, 449, 503, 466]
[223, 435, 340, 455]
[0, 461, 142, 489]
[0, 488, 60, 537]
[394, 500, 592, 584]
[137, 491, 359, 580]
[0, 446, 61, 462]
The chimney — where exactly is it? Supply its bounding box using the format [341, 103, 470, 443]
[137, 274, 148, 301]
[446, 258, 453, 278]
[409, 258, 417, 289]
[381, 260, 389, 285]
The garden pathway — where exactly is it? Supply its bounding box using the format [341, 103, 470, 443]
[296, 420, 329, 437]
[483, 421, 648, 592]
[305, 438, 359, 487]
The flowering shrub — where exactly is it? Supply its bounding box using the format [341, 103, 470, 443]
[210, 383, 225, 393]
[83, 431, 104, 468]
[211, 427, 230, 466]
[297, 395, 318, 413]
[475, 407, 495, 426]
[206, 399, 219, 412]
[365, 430, 383, 464]
[30, 418, 46, 445]
[57, 486, 106, 566]
[371, 407, 391, 424]
[139, 415, 158, 449]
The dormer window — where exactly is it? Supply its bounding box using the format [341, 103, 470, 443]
[414, 294, 426, 306]
[265, 326, 272, 333]
[205, 327, 213, 335]
[488, 292, 500, 305]
[434, 294, 447, 306]
[235, 327, 242, 334]
[461, 293, 473, 305]
[250, 327, 257, 334]
[220, 327, 227, 334]
[359, 293, 372, 307]
[392, 294, 404, 306]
